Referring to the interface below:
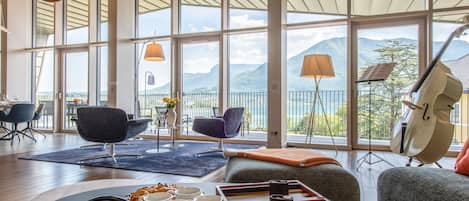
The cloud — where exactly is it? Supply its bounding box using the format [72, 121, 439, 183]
[230, 14, 266, 29]
[229, 32, 267, 64]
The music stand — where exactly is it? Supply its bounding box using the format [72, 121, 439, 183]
[355, 63, 396, 169]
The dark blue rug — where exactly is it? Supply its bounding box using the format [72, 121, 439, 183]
[19, 140, 260, 177]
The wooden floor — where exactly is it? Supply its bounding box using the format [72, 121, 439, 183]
[0, 133, 456, 201]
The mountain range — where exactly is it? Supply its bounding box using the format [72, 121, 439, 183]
[146, 37, 469, 93]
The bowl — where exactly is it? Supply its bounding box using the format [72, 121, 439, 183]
[174, 186, 201, 199]
[194, 195, 222, 201]
[143, 192, 173, 201]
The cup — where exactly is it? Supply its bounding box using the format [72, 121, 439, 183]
[174, 186, 201, 199]
[143, 192, 173, 201]
[194, 195, 222, 201]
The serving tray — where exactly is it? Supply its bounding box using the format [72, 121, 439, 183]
[216, 180, 329, 201]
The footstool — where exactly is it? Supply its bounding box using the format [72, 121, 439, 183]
[224, 157, 360, 201]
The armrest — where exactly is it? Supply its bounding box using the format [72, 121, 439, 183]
[127, 118, 151, 138]
[128, 118, 152, 125]
[192, 117, 225, 136]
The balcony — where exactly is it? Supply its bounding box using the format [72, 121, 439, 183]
[34, 90, 467, 149]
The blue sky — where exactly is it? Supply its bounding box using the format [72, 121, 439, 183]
[37, 6, 469, 94]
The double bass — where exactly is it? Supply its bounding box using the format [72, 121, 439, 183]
[390, 24, 469, 164]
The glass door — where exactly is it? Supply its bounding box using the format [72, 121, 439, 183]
[62, 50, 89, 130]
[34, 50, 55, 130]
[353, 20, 425, 148]
[179, 39, 220, 136]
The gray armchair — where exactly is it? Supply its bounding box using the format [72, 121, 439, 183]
[75, 107, 152, 163]
[0, 104, 36, 145]
[192, 107, 244, 156]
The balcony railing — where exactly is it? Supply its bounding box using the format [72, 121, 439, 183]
[34, 90, 467, 147]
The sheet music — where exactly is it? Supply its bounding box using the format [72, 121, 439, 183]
[357, 63, 396, 83]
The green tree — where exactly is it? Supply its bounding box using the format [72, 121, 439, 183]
[358, 40, 418, 140]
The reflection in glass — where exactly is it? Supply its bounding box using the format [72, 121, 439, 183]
[66, 0, 89, 44]
[229, 2, 267, 29]
[137, 0, 171, 37]
[433, 0, 469, 9]
[180, 0, 221, 33]
[34, 0, 55, 47]
[99, 0, 108, 41]
[351, 0, 426, 16]
[287, 0, 346, 24]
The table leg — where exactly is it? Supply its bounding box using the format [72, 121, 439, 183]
[145, 122, 171, 154]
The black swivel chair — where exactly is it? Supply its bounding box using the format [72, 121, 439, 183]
[0, 104, 36, 145]
[75, 107, 151, 163]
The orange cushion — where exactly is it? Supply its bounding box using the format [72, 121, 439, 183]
[234, 148, 341, 167]
[455, 139, 469, 176]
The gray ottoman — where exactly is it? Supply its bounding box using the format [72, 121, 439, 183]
[224, 157, 360, 201]
[378, 167, 469, 201]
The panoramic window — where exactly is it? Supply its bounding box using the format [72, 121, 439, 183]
[351, 0, 426, 16]
[181, 41, 219, 136]
[180, 0, 221, 33]
[137, 0, 171, 37]
[137, 40, 171, 135]
[64, 51, 89, 129]
[356, 24, 419, 146]
[99, 0, 108, 41]
[229, 32, 268, 141]
[229, 0, 267, 29]
[286, 25, 347, 145]
[287, 0, 347, 24]
[433, 10, 469, 151]
[66, 0, 89, 44]
[34, 0, 55, 47]
[34, 50, 55, 130]
[98, 46, 108, 105]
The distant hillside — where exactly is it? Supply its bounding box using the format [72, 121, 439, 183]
[444, 53, 469, 89]
[147, 64, 260, 93]
[144, 37, 469, 93]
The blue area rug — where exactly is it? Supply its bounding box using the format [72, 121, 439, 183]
[20, 140, 260, 177]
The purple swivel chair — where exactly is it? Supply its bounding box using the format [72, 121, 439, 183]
[192, 107, 244, 156]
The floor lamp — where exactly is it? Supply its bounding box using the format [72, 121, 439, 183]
[142, 42, 170, 154]
[301, 54, 338, 153]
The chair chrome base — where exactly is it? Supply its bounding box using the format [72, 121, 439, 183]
[1, 130, 37, 145]
[1, 124, 37, 145]
[79, 144, 141, 164]
[196, 139, 225, 157]
[80, 143, 128, 150]
[21, 126, 47, 141]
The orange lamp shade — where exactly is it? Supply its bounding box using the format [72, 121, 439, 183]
[300, 54, 335, 79]
[144, 42, 165, 62]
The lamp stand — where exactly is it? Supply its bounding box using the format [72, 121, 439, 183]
[305, 78, 338, 153]
[355, 81, 394, 170]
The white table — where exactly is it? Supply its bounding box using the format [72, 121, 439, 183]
[32, 179, 220, 201]
[31, 179, 150, 201]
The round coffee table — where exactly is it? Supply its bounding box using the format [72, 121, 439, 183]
[31, 179, 219, 201]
